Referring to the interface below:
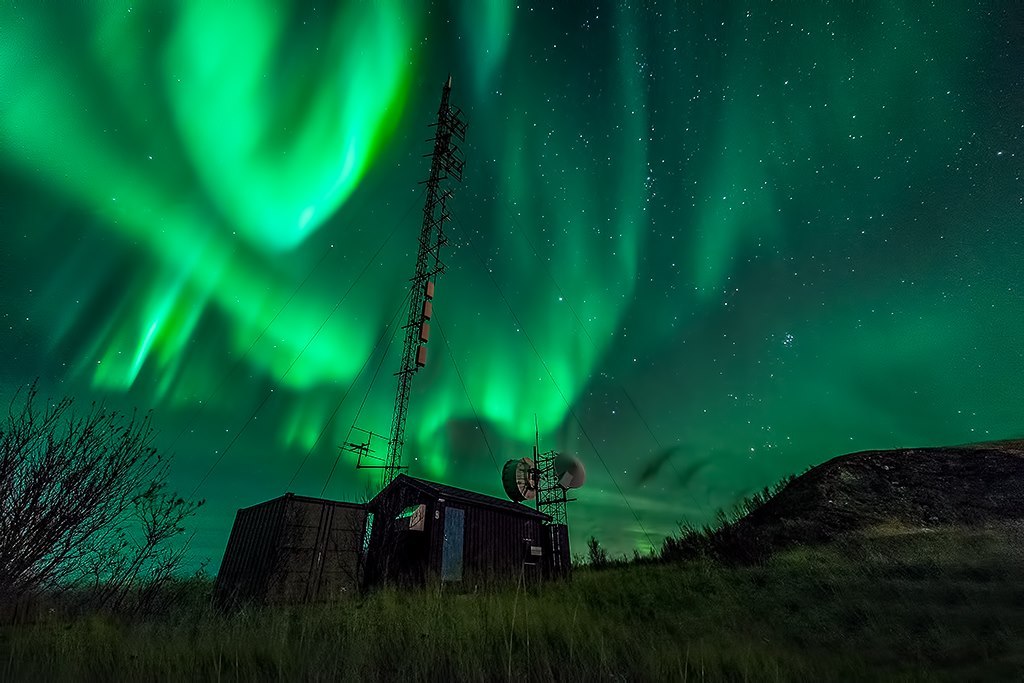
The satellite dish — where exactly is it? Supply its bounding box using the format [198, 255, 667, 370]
[502, 457, 538, 502]
[554, 453, 586, 489]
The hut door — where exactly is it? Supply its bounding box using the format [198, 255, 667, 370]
[441, 507, 465, 582]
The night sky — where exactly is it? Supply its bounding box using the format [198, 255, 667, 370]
[1, 3, 1021, 566]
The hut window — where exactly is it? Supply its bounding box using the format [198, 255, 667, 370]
[396, 504, 426, 531]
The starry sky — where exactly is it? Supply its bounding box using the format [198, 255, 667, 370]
[1, 2, 1021, 567]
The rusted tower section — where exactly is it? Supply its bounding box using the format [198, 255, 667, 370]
[383, 76, 466, 488]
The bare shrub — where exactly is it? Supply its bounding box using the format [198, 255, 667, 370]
[0, 382, 203, 613]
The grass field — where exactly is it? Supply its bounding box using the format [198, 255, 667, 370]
[3, 523, 1024, 681]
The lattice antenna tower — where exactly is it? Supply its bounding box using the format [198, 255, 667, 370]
[532, 419, 573, 526]
[381, 75, 466, 489]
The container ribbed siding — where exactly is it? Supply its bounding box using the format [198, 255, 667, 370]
[214, 497, 287, 605]
[214, 495, 366, 607]
[457, 505, 545, 585]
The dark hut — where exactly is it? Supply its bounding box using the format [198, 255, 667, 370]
[363, 474, 552, 588]
[213, 493, 367, 606]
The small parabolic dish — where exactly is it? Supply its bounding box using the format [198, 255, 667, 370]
[554, 452, 586, 489]
[502, 457, 538, 502]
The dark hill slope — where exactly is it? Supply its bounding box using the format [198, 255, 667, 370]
[675, 440, 1024, 562]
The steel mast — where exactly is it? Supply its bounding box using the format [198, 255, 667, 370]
[382, 75, 466, 488]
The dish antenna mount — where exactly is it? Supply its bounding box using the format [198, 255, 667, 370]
[501, 457, 539, 502]
[499, 416, 585, 529]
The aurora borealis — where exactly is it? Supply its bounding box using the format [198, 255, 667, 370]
[1, 2, 1021, 565]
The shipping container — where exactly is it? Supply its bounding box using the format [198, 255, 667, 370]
[214, 494, 367, 607]
[363, 474, 551, 589]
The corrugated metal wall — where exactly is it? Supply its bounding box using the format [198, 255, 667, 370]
[456, 504, 544, 586]
[214, 497, 287, 606]
[214, 495, 366, 607]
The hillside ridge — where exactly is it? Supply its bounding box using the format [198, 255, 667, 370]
[675, 439, 1024, 561]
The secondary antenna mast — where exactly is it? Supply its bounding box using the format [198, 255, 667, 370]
[382, 75, 466, 488]
[500, 416, 585, 579]
[533, 439, 571, 528]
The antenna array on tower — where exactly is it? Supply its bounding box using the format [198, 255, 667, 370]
[381, 78, 466, 489]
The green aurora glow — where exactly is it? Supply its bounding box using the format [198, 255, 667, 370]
[1, 2, 1022, 564]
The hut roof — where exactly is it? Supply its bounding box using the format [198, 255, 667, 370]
[239, 492, 367, 512]
[370, 474, 550, 521]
